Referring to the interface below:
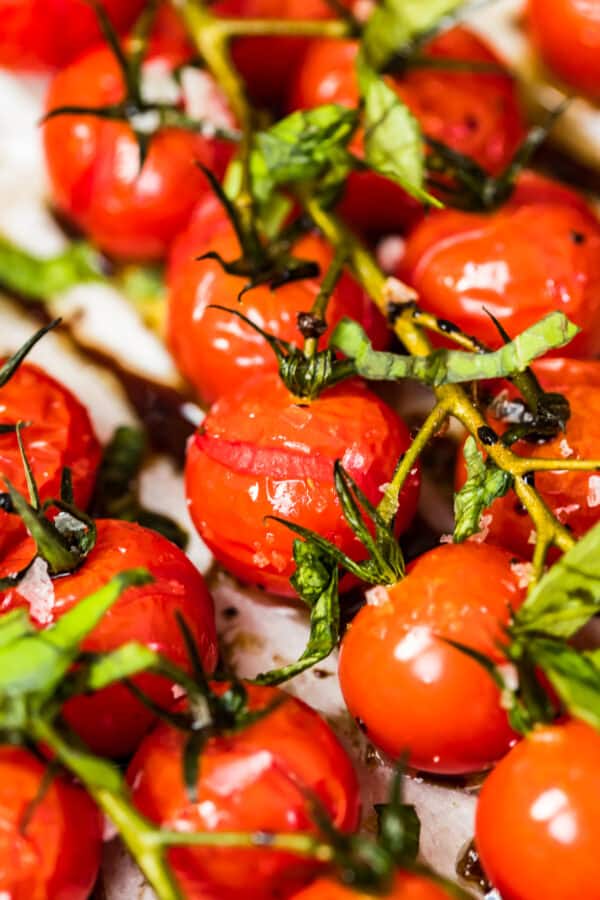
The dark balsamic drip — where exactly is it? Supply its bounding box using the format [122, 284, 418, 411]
[456, 839, 493, 893]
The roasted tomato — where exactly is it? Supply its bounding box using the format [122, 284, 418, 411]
[0, 361, 100, 555]
[400, 177, 600, 356]
[0, 745, 102, 900]
[43, 42, 234, 261]
[185, 374, 419, 597]
[0, 520, 217, 758]
[167, 196, 389, 404]
[456, 358, 600, 559]
[290, 872, 457, 900]
[128, 683, 360, 900]
[0, 0, 145, 71]
[528, 0, 600, 99]
[289, 27, 526, 235]
[339, 543, 526, 775]
[476, 720, 600, 900]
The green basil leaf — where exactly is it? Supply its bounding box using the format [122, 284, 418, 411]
[527, 638, 600, 731]
[331, 313, 579, 386]
[0, 237, 103, 300]
[362, 0, 464, 71]
[515, 521, 600, 638]
[453, 437, 512, 543]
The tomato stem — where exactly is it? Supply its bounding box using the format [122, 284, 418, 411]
[304, 246, 348, 359]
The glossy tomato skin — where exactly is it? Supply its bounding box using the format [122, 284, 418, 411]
[167, 195, 389, 404]
[476, 720, 600, 900]
[0, 0, 145, 71]
[400, 180, 600, 356]
[185, 374, 419, 597]
[339, 543, 525, 775]
[0, 520, 217, 758]
[0, 361, 100, 556]
[291, 871, 456, 900]
[456, 358, 600, 559]
[43, 43, 233, 261]
[0, 745, 102, 900]
[290, 27, 526, 235]
[128, 683, 360, 900]
[528, 0, 600, 98]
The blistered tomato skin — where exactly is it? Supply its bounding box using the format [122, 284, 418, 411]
[289, 27, 526, 235]
[0, 745, 102, 900]
[528, 0, 600, 99]
[400, 185, 600, 357]
[456, 358, 600, 559]
[185, 374, 419, 597]
[339, 543, 525, 775]
[0, 520, 217, 758]
[291, 872, 456, 900]
[128, 684, 360, 900]
[43, 44, 233, 261]
[167, 196, 389, 405]
[476, 721, 600, 900]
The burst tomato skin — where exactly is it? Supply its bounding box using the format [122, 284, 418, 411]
[528, 0, 600, 99]
[291, 871, 456, 900]
[128, 683, 360, 900]
[289, 27, 526, 235]
[400, 182, 600, 356]
[476, 720, 600, 900]
[339, 543, 525, 775]
[43, 43, 233, 261]
[0, 519, 217, 758]
[0, 745, 103, 900]
[185, 374, 419, 598]
[167, 196, 389, 405]
[0, 0, 146, 71]
[0, 361, 100, 556]
[456, 358, 600, 559]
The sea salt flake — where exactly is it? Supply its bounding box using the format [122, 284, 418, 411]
[366, 585, 390, 607]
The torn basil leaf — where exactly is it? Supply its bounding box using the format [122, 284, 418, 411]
[453, 437, 512, 543]
[361, 0, 464, 72]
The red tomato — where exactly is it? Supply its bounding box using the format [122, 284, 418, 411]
[128, 683, 360, 900]
[0, 520, 217, 758]
[0, 361, 100, 556]
[400, 179, 600, 356]
[476, 720, 600, 900]
[528, 0, 600, 98]
[185, 374, 419, 597]
[43, 43, 234, 261]
[456, 358, 600, 559]
[167, 195, 389, 404]
[291, 871, 456, 900]
[339, 543, 525, 775]
[0, 0, 146, 71]
[0, 745, 102, 900]
[290, 27, 526, 235]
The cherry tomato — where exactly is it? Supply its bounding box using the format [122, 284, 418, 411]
[167, 195, 389, 404]
[128, 683, 360, 900]
[476, 720, 600, 900]
[43, 42, 234, 261]
[528, 0, 600, 99]
[0, 744, 102, 900]
[0, 0, 146, 71]
[456, 358, 600, 559]
[339, 543, 525, 775]
[289, 27, 526, 236]
[291, 871, 456, 900]
[400, 178, 600, 356]
[0, 361, 100, 556]
[0, 519, 217, 758]
[185, 374, 419, 597]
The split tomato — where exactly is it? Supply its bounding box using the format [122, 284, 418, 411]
[528, 0, 600, 99]
[339, 542, 526, 775]
[185, 374, 419, 597]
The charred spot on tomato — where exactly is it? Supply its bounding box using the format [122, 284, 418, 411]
[513, 502, 528, 517]
[571, 230, 586, 244]
[477, 425, 499, 446]
[0, 493, 14, 514]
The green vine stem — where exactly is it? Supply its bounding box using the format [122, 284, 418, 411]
[303, 247, 347, 359]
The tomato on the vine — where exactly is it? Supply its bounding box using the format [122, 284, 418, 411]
[43, 42, 234, 261]
[128, 683, 360, 900]
[0, 520, 217, 758]
[476, 720, 600, 900]
[167, 195, 389, 404]
[185, 373, 419, 597]
[528, 0, 600, 99]
[289, 27, 526, 235]
[291, 872, 457, 900]
[0, 744, 102, 900]
[400, 176, 600, 356]
[339, 542, 525, 775]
